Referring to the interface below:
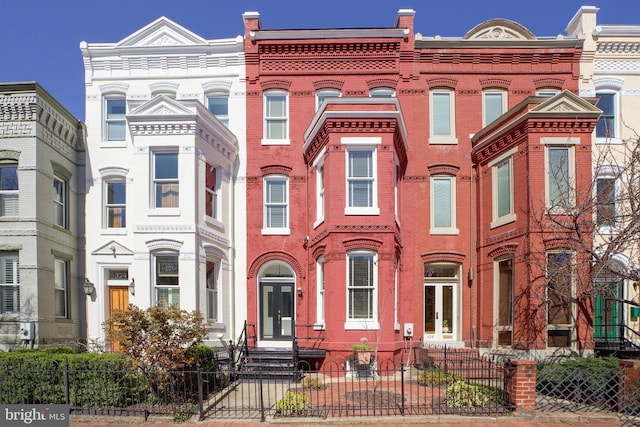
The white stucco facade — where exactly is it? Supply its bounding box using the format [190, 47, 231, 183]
[80, 17, 247, 349]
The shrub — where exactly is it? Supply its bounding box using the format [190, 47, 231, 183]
[300, 375, 324, 389]
[445, 379, 504, 408]
[275, 391, 310, 416]
[417, 368, 458, 386]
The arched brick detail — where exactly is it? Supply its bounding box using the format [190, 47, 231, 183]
[426, 77, 458, 89]
[260, 80, 292, 90]
[312, 245, 326, 260]
[543, 237, 580, 252]
[366, 78, 399, 90]
[343, 238, 383, 251]
[420, 251, 466, 264]
[488, 244, 518, 259]
[248, 251, 305, 279]
[313, 79, 345, 90]
[480, 78, 511, 89]
[260, 165, 292, 176]
[428, 164, 460, 176]
[533, 77, 564, 90]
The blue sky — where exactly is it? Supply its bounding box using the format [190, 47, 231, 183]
[0, 0, 637, 120]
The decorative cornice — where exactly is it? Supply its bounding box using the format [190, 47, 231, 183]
[421, 251, 465, 264]
[144, 238, 184, 251]
[129, 122, 196, 135]
[343, 238, 383, 251]
[260, 165, 292, 176]
[427, 164, 460, 176]
[334, 224, 391, 233]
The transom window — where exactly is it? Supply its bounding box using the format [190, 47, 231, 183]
[0, 163, 18, 217]
[153, 152, 179, 208]
[369, 87, 395, 97]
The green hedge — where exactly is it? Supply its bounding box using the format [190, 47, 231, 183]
[0, 348, 145, 407]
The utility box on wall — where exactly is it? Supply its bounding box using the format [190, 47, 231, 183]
[403, 323, 414, 338]
[20, 322, 34, 340]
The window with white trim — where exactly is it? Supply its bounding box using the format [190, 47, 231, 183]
[54, 258, 68, 318]
[490, 147, 516, 228]
[344, 139, 379, 215]
[346, 250, 378, 329]
[429, 89, 457, 144]
[546, 251, 574, 347]
[315, 159, 325, 225]
[263, 90, 288, 143]
[0, 253, 19, 314]
[544, 138, 576, 210]
[316, 89, 340, 110]
[536, 88, 559, 97]
[53, 175, 67, 228]
[0, 162, 18, 217]
[430, 175, 458, 234]
[154, 253, 180, 308]
[495, 257, 514, 346]
[315, 256, 325, 328]
[596, 176, 616, 230]
[596, 92, 616, 139]
[206, 261, 220, 322]
[105, 97, 126, 141]
[206, 164, 219, 220]
[263, 175, 289, 234]
[483, 89, 506, 127]
[369, 87, 395, 97]
[207, 93, 229, 127]
[105, 179, 126, 228]
[153, 151, 179, 208]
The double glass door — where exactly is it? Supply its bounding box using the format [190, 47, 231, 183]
[260, 283, 293, 341]
[424, 283, 456, 340]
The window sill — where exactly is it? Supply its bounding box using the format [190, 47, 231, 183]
[344, 207, 380, 216]
[208, 322, 225, 330]
[596, 137, 623, 145]
[205, 216, 225, 230]
[490, 214, 516, 229]
[596, 225, 618, 235]
[262, 228, 290, 235]
[148, 208, 181, 217]
[261, 138, 290, 146]
[313, 217, 324, 229]
[428, 136, 458, 145]
[53, 225, 72, 235]
[313, 323, 325, 331]
[430, 227, 459, 235]
[101, 228, 127, 235]
[344, 320, 379, 330]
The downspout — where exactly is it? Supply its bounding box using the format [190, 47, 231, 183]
[470, 162, 476, 347]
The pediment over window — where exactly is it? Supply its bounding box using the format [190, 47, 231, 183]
[92, 241, 134, 256]
[531, 90, 601, 115]
[128, 95, 194, 117]
[464, 19, 535, 41]
[116, 16, 208, 47]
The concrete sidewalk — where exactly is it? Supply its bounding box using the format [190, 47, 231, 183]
[70, 411, 623, 426]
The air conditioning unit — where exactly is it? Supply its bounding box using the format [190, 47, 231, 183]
[20, 322, 34, 341]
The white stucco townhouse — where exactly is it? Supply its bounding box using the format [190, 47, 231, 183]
[80, 17, 246, 349]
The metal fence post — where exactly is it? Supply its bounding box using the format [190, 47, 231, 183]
[64, 358, 70, 405]
[197, 361, 204, 421]
[259, 368, 265, 422]
[400, 358, 405, 416]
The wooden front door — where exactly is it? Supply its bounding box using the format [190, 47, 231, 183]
[109, 286, 129, 352]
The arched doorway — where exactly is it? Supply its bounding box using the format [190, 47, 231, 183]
[258, 261, 295, 343]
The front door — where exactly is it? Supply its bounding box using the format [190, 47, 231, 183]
[594, 280, 622, 340]
[424, 283, 456, 341]
[108, 286, 129, 352]
[260, 283, 294, 341]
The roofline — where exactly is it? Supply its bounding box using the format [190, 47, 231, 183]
[414, 37, 582, 49]
[594, 25, 640, 37]
[249, 28, 409, 41]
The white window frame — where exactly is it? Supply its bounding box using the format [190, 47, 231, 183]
[154, 252, 180, 308]
[543, 137, 577, 212]
[345, 250, 379, 330]
[430, 175, 458, 235]
[546, 251, 575, 348]
[313, 148, 325, 228]
[494, 256, 514, 347]
[104, 96, 126, 142]
[53, 175, 67, 229]
[316, 89, 340, 111]
[595, 170, 618, 233]
[206, 260, 221, 323]
[0, 162, 18, 217]
[315, 256, 325, 330]
[429, 89, 458, 145]
[0, 252, 19, 314]
[205, 163, 220, 222]
[104, 179, 126, 229]
[595, 91, 618, 142]
[262, 175, 290, 235]
[394, 156, 400, 224]
[489, 147, 517, 228]
[343, 137, 380, 216]
[207, 92, 229, 127]
[262, 89, 289, 145]
[54, 258, 68, 318]
[369, 87, 395, 97]
[152, 151, 179, 210]
[483, 89, 507, 127]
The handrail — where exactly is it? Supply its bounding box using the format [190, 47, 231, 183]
[293, 322, 325, 347]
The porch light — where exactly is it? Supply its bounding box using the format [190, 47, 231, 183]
[129, 278, 135, 296]
[297, 287, 303, 297]
[83, 278, 95, 296]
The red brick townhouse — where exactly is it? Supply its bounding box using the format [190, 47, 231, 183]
[242, 9, 596, 364]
